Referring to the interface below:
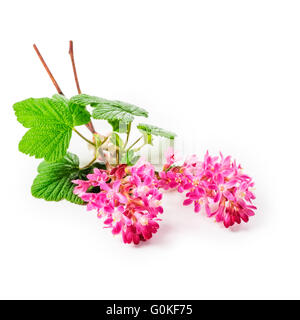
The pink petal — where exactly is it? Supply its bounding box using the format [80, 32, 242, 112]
[183, 199, 193, 206]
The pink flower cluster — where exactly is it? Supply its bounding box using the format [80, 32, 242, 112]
[72, 160, 163, 245]
[159, 149, 256, 228]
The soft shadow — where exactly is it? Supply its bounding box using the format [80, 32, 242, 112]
[229, 223, 251, 232]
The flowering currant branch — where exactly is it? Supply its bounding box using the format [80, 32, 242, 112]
[13, 41, 257, 246]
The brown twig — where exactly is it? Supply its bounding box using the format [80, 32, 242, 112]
[68, 41, 82, 94]
[33, 44, 64, 95]
[68, 40, 96, 134]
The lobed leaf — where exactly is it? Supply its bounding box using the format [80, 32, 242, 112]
[70, 94, 148, 123]
[13, 97, 91, 162]
[31, 152, 105, 204]
[52, 94, 91, 126]
[137, 123, 176, 139]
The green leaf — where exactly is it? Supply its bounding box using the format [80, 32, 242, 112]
[69, 101, 91, 126]
[52, 94, 91, 126]
[108, 119, 131, 133]
[121, 149, 140, 165]
[52, 94, 69, 104]
[19, 127, 72, 162]
[13, 97, 91, 162]
[70, 94, 109, 106]
[110, 132, 124, 149]
[31, 152, 105, 204]
[70, 94, 148, 123]
[137, 123, 176, 139]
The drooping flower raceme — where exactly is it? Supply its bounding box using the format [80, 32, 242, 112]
[73, 159, 163, 245]
[159, 149, 256, 228]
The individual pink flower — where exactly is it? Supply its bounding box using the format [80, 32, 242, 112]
[129, 157, 155, 180]
[104, 205, 161, 245]
[163, 147, 181, 170]
[110, 164, 127, 180]
[98, 180, 128, 206]
[72, 179, 92, 196]
[158, 166, 192, 193]
[86, 168, 108, 186]
[72, 168, 108, 196]
[214, 197, 256, 227]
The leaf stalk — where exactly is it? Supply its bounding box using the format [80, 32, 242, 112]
[126, 136, 143, 152]
[73, 128, 95, 146]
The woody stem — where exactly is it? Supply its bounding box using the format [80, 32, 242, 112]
[33, 44, 64, 95]
[68, 40, 96, 134]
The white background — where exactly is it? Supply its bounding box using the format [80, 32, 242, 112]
[0, 0, 299, 300]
